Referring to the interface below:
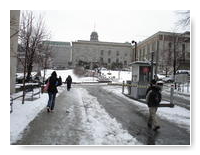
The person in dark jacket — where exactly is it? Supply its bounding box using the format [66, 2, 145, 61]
[45, 71, 62, 112]
[65, 75, 72, 91]
[146, 79, 162, 131]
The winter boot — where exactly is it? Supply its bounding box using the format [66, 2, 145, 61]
[153, 126, 160, 131]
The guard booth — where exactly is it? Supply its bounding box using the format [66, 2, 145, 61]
[124, 61, 174, 108]
[128, 61, 155, 99]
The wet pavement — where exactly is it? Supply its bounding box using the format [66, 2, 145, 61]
[80, 85, 190, 145]
[14, 88, 85, 145]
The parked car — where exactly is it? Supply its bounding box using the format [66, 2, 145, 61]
[162, 75, 174, 83]
[176, 70, 190, 75]
[156, 74, 165, 80]
[100, 67, 107, 71]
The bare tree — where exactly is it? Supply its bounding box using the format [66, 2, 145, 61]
[19, 11, 50, 81]
[36, 41, 53, 83]
[160, 47, 173, 77]
[18, 11, 50, 104]
[176, 10, 190, 30]
[159, 32, 189, 76]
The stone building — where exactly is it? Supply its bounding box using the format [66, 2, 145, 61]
[72, 31, 132, 70]
[10, 10, 20, 93]
[133, 31, 190, 74]
[43, 41, 72, 69]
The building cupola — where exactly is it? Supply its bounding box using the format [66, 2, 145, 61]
[90, 31, 99, 41]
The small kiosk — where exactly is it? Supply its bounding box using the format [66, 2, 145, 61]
[124, 61, 174, 108]
[128, 61, 155, 99]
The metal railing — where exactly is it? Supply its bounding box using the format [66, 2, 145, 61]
[10, 87, 41, 113]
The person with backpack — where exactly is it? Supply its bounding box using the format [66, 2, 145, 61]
[146, 79, 162, 131]
[45, 71, 62, 113]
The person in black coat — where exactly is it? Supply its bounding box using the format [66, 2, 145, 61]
[65, 75, 72, 91]
[45, 71, 62, 112]
[146, 79, 162, 131]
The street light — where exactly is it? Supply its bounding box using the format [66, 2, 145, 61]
[131, 40, 137, 61]
[151, 51, 154, 81]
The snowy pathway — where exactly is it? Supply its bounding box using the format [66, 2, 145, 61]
[13, 87, 141, 145]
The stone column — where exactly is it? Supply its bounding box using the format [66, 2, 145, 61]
[10, 10, 20, 94]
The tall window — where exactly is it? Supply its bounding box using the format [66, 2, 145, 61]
[143, 48, 145, 60]
[108, 58, 111, 63]
[100, 57, 103, 63]
[182, 44, 185, 51]
[168, 42, 172, 49]
[116, 51, 119, 56]
[116, 58, 119, 63]
[108, 50, 111, 56]
[139, 49, 142, 60]
[168, 42, 172, 59]
[101, 50, 104, 55]
[182, 44, 186, 60]
[147, 44, 150, 59]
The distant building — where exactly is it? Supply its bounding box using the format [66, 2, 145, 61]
[72, 31, 132, 70]
[43, 41, 72, 69]
[133, 31, 190, 74]
[10, 10, 20, 93]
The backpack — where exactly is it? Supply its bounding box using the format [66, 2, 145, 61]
[146, 89, 161, 107]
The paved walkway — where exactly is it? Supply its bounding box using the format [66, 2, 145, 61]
[13, 85, 190, 145]
[14, 89, 85, 145]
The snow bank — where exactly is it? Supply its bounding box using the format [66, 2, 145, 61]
[77, 88, 141, 145]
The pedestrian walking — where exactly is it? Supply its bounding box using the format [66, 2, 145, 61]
[146, 79, 162, 131]
[58, 76, 62, 85]
[45, 71, 62, 113]
[65, 75, 72, 91]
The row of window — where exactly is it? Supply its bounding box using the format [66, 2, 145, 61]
[137, 42, 187, 61]
[100, 50, 128, 57]
[168, 42, 186, 51]
[100, 57, 127, 65]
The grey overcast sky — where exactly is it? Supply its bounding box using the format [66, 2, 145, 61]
[32, 10, 183, 43]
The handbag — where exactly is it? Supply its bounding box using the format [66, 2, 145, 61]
[43, 80, 50, 93]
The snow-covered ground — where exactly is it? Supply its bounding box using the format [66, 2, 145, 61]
[10, 69, 190, 145]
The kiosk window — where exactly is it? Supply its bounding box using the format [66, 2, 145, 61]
[139, 66, 151, 82]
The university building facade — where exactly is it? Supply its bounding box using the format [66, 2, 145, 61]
[43, 41, 72, 69]
[133, 31, 190, 74]
[72, 31, 133, 70]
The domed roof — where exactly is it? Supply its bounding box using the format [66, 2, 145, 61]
[91, 31, 98, 35]
[90, 31, 98, 41]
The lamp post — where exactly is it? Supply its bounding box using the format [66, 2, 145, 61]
[151, 51, 154, 81]
[173, 33, 178, 89]
[131, 40, 137, 61]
